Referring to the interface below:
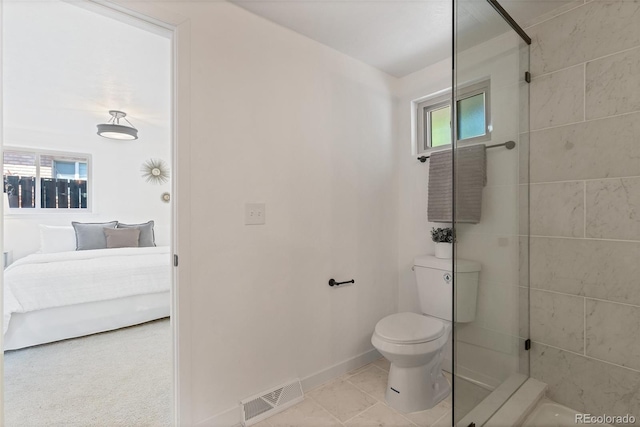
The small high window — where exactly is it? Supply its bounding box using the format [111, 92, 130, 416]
[3, 149, 90, 211]
[416, 80, 491, 154]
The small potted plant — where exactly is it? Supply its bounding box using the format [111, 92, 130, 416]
[431, 227, 454, 259]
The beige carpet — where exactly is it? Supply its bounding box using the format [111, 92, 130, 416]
[4, 319, 172, 427]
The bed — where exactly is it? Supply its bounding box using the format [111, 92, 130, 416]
[3, 246, 171, 351]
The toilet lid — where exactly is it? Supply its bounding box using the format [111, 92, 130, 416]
[374, 313, 445, 344]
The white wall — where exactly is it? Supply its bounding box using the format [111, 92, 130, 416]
[396, 57, 452, 315]
[185, 3, 399, 423]
[89, 2, 400, 424]
[395, 32, 526, 389]
[2, 1, 171, 260]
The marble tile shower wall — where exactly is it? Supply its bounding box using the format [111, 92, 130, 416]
[526, 0, 640, 421]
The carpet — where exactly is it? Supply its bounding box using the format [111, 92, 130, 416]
[4, 319, 172, 427]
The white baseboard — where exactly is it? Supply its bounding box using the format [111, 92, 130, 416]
[197, 348, 381, 427]
[194, 405, 241, 427]
[300, 348, 381, 392]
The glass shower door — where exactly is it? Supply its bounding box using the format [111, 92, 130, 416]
[452, 0, 530, 424]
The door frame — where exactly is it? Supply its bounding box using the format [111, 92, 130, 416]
[0, 0, 192, 424]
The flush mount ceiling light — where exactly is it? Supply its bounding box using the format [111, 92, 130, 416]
[96, 110, 138, 140]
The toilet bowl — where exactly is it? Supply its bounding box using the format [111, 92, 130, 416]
[371, 312, 451, 413]
[371, 255, 481, 414]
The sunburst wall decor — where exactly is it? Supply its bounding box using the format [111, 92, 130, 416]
[141, 159, 170, 184]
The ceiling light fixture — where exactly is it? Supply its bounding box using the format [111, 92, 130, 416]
[96, 110, 138, 140]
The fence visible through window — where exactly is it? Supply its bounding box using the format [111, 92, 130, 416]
[41, 178, 88, 208]
[3, 149, 90, 210]
[4, 176, 87, 209]
[5, 176, 35, 208]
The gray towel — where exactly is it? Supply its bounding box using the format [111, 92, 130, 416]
[427, 144, 486, 223]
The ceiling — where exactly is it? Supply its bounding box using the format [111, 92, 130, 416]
[231, 0, 572, 77]
[2, 0, 171, 144]
[2, 0, 569, 139]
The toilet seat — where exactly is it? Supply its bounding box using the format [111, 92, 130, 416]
[374, 312, 445, 344]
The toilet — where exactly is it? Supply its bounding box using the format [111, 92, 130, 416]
[371, 255, 481, 413]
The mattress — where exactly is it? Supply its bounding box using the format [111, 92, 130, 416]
[4, 292, 170, 351]
[3, 246, 172, 349]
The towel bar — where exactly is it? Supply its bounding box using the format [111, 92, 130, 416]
[328, 278, 355, 287]
[417, 140, 516, 163]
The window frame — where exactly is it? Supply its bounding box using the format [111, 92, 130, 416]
[417, 96, 450, 153]
[415, 79, 491, 155]
[3, 147, 92, 214]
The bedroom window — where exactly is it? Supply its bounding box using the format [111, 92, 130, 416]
[3, 149, 90, 210]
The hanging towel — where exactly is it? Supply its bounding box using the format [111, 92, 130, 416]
[427, 149, 454, 223]
[427, 144, 486, 224]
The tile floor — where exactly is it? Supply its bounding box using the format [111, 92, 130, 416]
[253, 358, 453, 427]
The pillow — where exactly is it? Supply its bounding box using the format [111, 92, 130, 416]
[39, 225, 76, 254]
[72, 221, 118, 250]
[104, 228, 140, 249]
[117, 221, 156, 247]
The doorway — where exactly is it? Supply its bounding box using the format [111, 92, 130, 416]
[0, 0, 187, 424]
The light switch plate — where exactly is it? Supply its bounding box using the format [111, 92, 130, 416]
[245, 203, 266, 225]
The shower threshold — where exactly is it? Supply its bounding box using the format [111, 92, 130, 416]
[483, 378, 614, 427]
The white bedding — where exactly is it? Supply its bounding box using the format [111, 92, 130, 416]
[3, 246, 171, 334]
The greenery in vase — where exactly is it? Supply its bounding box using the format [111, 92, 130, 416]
[430, 227, 454, 243]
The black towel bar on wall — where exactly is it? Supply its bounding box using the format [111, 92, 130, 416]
[417, 140, 516, 163]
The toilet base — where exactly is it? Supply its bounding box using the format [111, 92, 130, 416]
[385, 360, 451, 413]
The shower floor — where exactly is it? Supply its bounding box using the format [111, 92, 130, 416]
[523, 398, 612, 427]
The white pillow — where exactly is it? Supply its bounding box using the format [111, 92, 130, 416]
[39, 225, 77, 254]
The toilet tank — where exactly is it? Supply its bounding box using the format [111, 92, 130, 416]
[413, 255, 481, 323]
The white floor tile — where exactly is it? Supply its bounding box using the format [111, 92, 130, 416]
[344, 402, 414, 427]
[308, 379, 377, 422]
[258, 365, 462, 427]
[266, 399, 341, 427]
[405, 400, 451, 427]
[373, 358, 391, 372]
[347, 366, 389, 402]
